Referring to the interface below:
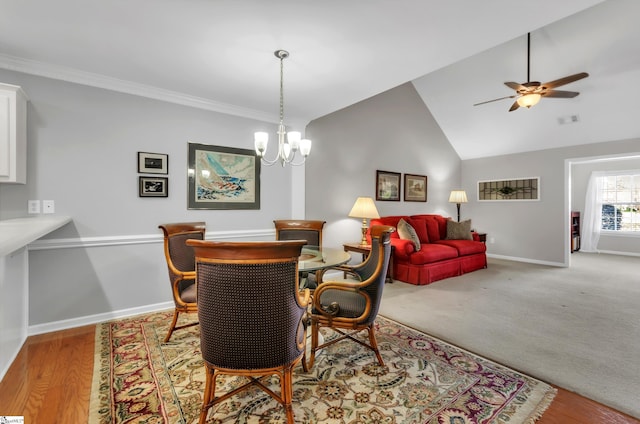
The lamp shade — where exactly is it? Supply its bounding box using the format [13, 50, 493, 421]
[448, 190, 468, 203]
[348, 197, 380, 219]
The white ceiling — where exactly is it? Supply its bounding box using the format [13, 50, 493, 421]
[2, 0, 637, 159]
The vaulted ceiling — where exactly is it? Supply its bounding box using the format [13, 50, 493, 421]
[2, 0, 638, 159]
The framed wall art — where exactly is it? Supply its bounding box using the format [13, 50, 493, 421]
[139, 176, 168, 197]
[138, 151, 168, 174]
[477, 177, 540, 201]
[187, 142, 260, 210]
[404, 174, 427, 202]
[376, 170, 401, 201]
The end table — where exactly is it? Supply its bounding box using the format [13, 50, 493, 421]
[343, 242, 394, 283]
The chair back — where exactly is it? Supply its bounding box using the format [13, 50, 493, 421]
[159, 222, 205, 279]
[187, 239, 308, 370]
[358, 225, 394, 324]
[274, 220, 326, 247]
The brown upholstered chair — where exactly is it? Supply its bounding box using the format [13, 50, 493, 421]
[274, 219, 326, 246]
[186, 239, 310, 424]
[274, 219, 326, 288]
[158, 222, 205, 342]
[304, 225, 395, 371]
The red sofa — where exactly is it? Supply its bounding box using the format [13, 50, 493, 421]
[369, 214, 487, 285]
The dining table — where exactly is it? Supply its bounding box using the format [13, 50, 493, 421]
[297, 245, 351, 290]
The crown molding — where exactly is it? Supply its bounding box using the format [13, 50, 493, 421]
[0, 53, 280, 123]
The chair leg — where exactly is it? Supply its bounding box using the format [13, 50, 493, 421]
[303, 319, 319, 371]
[367, 324, 384, 366]
[164, 309, 180, 343]
[199, 366, 215, 424]
[281, 366, 295, 423]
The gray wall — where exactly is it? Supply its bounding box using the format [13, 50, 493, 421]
[305, 83, 463, 249]
[0, 69, 295, 328]
[462, 139, 640, 264]
[1, 68, 637, 330]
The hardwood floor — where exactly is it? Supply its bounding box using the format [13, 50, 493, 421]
[1, 324, 638, 424]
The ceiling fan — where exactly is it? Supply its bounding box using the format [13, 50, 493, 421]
[474, 32, 589, 112]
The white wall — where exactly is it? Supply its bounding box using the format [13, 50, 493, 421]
[305, 83, 463, 249]
[0, 69, 295, 327]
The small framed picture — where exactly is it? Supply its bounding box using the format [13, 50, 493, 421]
[376, 170, 401, 201]
[404, 174, 427, 202]
[139, 176, 168, 197]
[138, 152, 168, 174]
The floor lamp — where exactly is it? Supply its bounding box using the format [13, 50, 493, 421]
[449, 190, 468, 222]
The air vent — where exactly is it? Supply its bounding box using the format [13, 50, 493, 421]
[558, 115, 580, 125]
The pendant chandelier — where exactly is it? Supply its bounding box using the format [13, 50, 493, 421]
[254, 50, 311, 167]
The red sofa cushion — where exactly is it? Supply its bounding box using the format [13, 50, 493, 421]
[436, 239, 486, 256]
[410, 214, 450, 241]
[406, 217, 429, 243]
[370, 216, 406, 239]
[408, 244, 458, 265]
[424, 216, 441, 242]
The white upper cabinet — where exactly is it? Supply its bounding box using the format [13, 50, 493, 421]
[0, 83, 28, 184]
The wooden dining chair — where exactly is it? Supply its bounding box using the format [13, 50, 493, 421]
[274, 219, 326, 246]
[158, 222, 205, 342]
[274, 219, 326, 288]
[186, 239, 310, 424]
[304, 225, 395, 371]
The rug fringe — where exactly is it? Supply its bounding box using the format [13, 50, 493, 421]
[526, 387, 558, 423]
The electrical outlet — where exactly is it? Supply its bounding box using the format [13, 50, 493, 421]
[489, 237, 495, 244]
[28, 200, 41, 214]
[43, 200, 55, 214]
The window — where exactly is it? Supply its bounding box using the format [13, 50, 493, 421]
[601, 173, 640, 232]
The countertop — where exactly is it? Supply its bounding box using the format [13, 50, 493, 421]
[0, 216, 72, 256]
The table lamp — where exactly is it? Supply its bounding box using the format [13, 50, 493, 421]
[348, 197, 380, 245]
[448, 190, 468, 222]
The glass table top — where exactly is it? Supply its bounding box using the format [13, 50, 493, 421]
[298, 246, 351, 272]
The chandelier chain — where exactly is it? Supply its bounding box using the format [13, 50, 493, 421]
[279, 53, 285, 124]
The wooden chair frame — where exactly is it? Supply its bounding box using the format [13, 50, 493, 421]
[187, 239, 310, 424]
[274, 219, 326, 288]
[274, 219, 326, 246]
[303, 225, 395, 371]
[158, 222, 205, 342]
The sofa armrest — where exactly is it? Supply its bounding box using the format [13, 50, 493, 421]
[391, 238, 415, 259]
[472, 232, 480, 242]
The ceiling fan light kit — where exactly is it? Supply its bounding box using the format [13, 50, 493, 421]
[475, 32, 588, 112]
[516, 93, 541, 108]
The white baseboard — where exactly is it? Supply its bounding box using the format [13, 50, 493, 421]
[595, 249, 640, 258]
[486, 253, 564, 267]
[28, 301, 175, 336]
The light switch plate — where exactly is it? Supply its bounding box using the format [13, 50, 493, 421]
[28, 200, 41, 214]
[43, 200, 55, 214]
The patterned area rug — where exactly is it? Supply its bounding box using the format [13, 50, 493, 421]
[89, 310, 556, 423]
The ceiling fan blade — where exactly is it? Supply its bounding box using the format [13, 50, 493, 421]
[542, 72, 589, 89]
[473, 95, 517, 106]
[508, 100, 520, 112]
[505, 81, 526, 91]
[542, 90, 580, 98]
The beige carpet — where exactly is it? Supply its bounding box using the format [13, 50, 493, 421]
[379, 252, 640, 419]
